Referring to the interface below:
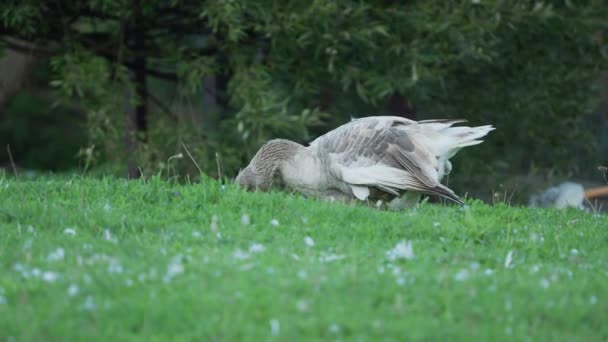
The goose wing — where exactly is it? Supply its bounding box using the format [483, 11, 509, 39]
[309, 116, 463, 204]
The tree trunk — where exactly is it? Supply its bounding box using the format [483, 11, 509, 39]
[125, 5, 148, 179]
[0, 46, 39, 116]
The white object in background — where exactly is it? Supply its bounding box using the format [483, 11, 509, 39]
[529, 181, 585, 209]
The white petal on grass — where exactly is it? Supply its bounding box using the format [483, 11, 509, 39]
[47, 248, 65, 262]
[103, 229, 117, 243]
[454, 269, 470, 282]
[248, 243, 265, 254]
[83, 296, 96, 311]
[296, 299, 309, 312]
[63, 228, 76, 236]
[570, 249, 579, 256]
[42, 271, 59, 283]
[191, 231, 202, 238]
[304, 236, 315, 247]
[590, 295, 598, 305]
[269, 319, 280, 336]
[210, 215, 219, 232]
[540, 278, 550, 289]
[386, 240, 415, 261]
[108, 260, 124, 274]
[233, 249, 251, 261]
[270, 219, 279, 227]
[433, 222, 440, 227]
[22, 238, 33, 251]
[163, 255, 185, 283]
[504, 250, 514, 268]
[239, 263, 255, 271]
[68, 284, 79, 297]
[319, 253, 346, 263]
[484, 268, 494, 276]
[240, 214, 251, 225]
[531, 265, 540, 274]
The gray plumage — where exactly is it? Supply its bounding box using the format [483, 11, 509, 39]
[235, 116, 495, 206]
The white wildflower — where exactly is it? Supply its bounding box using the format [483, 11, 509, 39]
[67, 284, 79, 297]
[504, 250, 514, 268]
[269, 319, 280, 336]
[103, 229, 117, 243]
[108, 260, 123, 274]
[540, 278, 550, 289]
[319, 253, 346, 263]
[240, 214, 251, 225]
[531, 265, 540, 274]
[329, 323, 341, 334]
[163, 255, 185, 283]
[484, 268, 494, 276]
[63, 228, 76, 236]
[47, 248, 65, 262]
[385, 240, 415, 261]
[83, 296, 96, 311]
[270, 219, 279, 227]
[570, 249, 579, 256]
[42, 271, 59, 283]
[191, 231, 202, 238]
[233, 249, 251, 261]
[296, 299, 309, 312]
[248, 243, 265, 254]
[210, 215, 219, 232]
[239, 263, 255, 271]
[103, 202, 111, 212]
[433, 222, 440, 227]
[304, 236, 315, 247]
[590, 295, 598, 305]
[469, 261, 480, 271]
[454, 269, 470, 282]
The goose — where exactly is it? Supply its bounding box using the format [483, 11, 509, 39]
[235, 116, 494, 207]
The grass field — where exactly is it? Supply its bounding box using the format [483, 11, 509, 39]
[0, 175, 606, 341]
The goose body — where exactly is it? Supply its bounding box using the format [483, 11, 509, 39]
[235, 116, 494, 206]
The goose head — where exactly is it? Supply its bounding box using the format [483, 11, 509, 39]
[235, 139, 303, 191]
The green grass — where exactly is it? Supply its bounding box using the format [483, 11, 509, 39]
[0, 175, 606, 341]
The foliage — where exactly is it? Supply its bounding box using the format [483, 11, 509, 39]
[0, 176, 607, 339]
[1, 1, 607, 193]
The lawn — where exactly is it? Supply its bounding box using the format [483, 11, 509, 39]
[0, 175, 606, 341]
